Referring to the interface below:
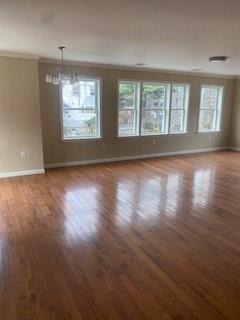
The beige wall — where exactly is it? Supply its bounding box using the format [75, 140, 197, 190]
[39, 63, 235, 165]
[0, 57, 44, 174]
[229, 79, 240, 148]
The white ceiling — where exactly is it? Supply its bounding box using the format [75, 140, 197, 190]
[0, 0, 240, 75]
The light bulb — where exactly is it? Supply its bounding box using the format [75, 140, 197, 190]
[45, 74, 53, 83]
[53, 76, 60, 85]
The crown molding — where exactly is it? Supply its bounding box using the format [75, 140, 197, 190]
[39, 57, 237, 79]
[0, 51, 236, 79]
[0, 51, 40, 60]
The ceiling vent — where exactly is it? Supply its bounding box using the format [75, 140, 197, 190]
[136, 63, 147, 66]
[209, 56, 229, 62]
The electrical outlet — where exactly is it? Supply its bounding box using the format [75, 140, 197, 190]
[152, 138, 156, 145]
[101, 142, 106, 149]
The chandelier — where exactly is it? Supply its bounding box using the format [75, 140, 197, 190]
[45, 46, 66, 85]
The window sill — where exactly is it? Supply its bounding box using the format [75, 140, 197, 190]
[196, 130, 223, 134]
[117, 132, 189, 139]
[61, 137, 103, 142]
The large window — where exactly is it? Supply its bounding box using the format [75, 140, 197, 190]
[117, 80, 189, 137]
[61, 76, 101, 140]
[118, 81, 140, 136]
[198, 85, 223, 132]
[170, 84, 189, 134]
[141, 83, 170, 135]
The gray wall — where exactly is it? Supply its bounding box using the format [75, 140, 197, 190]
[0, 57, 44, 175]
[39, 63, 235, 165]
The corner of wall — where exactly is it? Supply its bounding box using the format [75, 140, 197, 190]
[228, 78, 240, 149]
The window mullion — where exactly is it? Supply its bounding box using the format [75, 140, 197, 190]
[183, 87, 187, 131]
[168, 84, 172, 134]
[95, 80, 99, 136]
[139, 82, 143, 136]
[182, 109, 186, 132]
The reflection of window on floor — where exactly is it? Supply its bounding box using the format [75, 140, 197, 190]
[166, 173, 181, 215]
[63, 188, 99, 241]
[193, 169, 215, 208]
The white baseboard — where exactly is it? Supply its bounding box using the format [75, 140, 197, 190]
[0, 168, 45, 179]
[45, 147, 228, 169]
[228, 147, 240, 152]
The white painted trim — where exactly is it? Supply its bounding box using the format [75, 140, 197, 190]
[228, 147, 240, 151]
[0, 169, 45, 179]
[0, 51, 40, 60]
[45, 147, 227, 169]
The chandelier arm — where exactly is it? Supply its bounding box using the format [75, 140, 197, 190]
[46, 46, 66, 85]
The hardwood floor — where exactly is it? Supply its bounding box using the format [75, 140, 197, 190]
[1, 151, 240, 319]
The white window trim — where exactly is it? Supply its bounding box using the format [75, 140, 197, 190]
[140, 82, 170, 136]
[117, 79, 190, 138]
[169, 83, 190, 135]
[197, 84, 224, 133]
[60, 75, 102, 141]
[117, 80, 141, 137]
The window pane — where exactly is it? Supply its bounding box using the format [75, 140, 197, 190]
[141, 110, 165, 135]
[63, 109, 97, 138]
[61, 77, 100, 139]
[79, 80, 96, 109]
[118, 110, 137, 136]
[142, 84, 165, 109]
[199, 110, 216, 131]
[201, 87, 218, 109]
[62, 79, 96, 109]
[62, 81, 79, 108]
[119, 82, 137, 109]
[171, 85, 185, 109]
[198, 85, 223, 132]
[170, 110, 184, 133]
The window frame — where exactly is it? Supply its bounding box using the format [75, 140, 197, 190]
[140, 81, 171, 136]
[116, 79, 190, 138]
[60, 75, 102, 141]
[169, 83, 190, 135]
[197, 84, 224, 133]
[117, 80, 141, 137]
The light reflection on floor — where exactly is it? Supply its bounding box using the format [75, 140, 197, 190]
[114, 180, 140, 227]
[114, 173, 183, 228]
[62, 167, 216, 241]
[165, 173, 182, 215]
[63, 187, 99, 242]
[193, 168, 216, 209]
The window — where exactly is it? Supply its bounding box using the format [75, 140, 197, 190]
[141, 83, 170, 135]
[198, 85, 223, 132]
[169, 84, 189, 134]
[117, 80, 189, 137]
[61, 76, 101, 139]
[118, 81, 140, 136]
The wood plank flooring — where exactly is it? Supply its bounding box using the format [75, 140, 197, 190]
[1, 151, 240, 320]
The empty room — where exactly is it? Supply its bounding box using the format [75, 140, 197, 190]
[1, 0, 240, 319]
